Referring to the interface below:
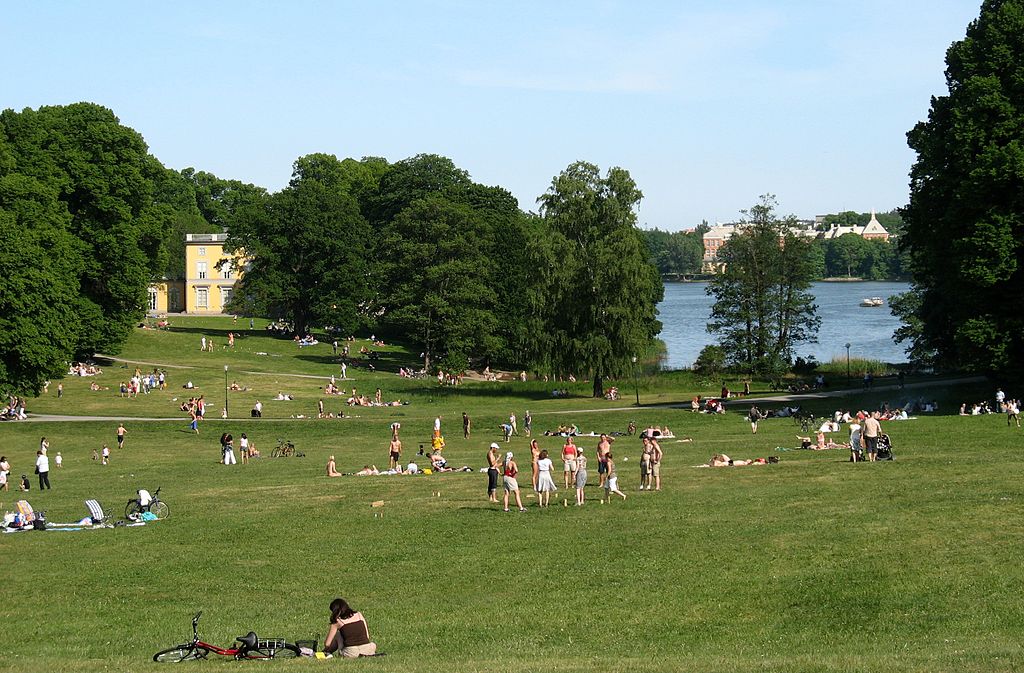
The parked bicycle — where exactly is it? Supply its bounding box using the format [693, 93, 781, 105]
[271, 439, 303, 458]
[153, 611, 300, 662]
[125, 487, 169, 520]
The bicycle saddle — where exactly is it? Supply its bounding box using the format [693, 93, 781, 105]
[236, 632, 258, 649]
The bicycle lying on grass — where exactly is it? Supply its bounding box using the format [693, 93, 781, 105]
[153, 611, 300, 662]
[125, 487, 169, 520]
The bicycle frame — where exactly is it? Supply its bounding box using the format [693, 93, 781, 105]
[156, 611, 297, 661]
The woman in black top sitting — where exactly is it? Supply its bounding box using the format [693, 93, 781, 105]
[324, 598, 377, 658]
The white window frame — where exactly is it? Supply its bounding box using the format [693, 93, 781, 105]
[197, 261, 207, 280]
[196, 287, 209, 309]
[197, 247, 206, 256]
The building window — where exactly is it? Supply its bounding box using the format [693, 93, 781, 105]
[197, 261, 207, 280]
[198, 247, 206, 256]
[169, 288, 181, 312]
[148, 289, 158, 312]
[221, 287, 233, 307]
[196, 287, 208, 309]
[221, 264, 232, 280]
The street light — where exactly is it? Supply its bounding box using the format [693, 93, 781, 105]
[632, 356, 640, 407]
[845, 343, 851, 387]
[224, 365, 229, 418]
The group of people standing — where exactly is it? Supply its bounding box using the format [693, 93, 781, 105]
[486, 432, 662, 510]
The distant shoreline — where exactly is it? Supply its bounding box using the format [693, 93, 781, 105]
[662, 277, 909, 283]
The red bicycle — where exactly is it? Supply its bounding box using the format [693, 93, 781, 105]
[153, 611, 300, 662]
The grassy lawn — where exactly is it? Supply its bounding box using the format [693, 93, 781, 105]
[2, 317, 1022, 672]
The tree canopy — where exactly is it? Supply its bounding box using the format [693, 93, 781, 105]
[899, 0, 1024, 374]
[535, 162, 663, 396]
[225, 154, 372, 336]
[707, 195, 820, 377]
[0, 103, 174, 394]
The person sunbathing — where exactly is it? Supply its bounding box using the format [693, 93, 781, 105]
[326, 456, 342, 477]
[354, 465, 379, 476]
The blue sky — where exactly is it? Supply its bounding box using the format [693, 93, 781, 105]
[4, 1, 980, 230]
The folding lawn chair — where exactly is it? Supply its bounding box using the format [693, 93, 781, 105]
[85, 499, 111, 526]
[16, 500, 35, 523]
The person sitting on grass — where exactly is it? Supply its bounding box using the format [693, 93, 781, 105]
[324, 598, 377, 658]
[326, 455, 342, 477]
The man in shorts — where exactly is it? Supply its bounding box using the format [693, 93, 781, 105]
[388, 436, 402, 471]
[561, 438, 577, 488]
[862, 412, 882, 462]
[596, 434, 613, 488]
[650, 439, 663, 491]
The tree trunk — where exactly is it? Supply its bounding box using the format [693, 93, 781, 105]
[592, 374, 604, 398]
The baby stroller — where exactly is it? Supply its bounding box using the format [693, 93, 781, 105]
[875, 434, 894, 461]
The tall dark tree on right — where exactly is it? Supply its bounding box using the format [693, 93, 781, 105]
[899, 0, 1024, 374]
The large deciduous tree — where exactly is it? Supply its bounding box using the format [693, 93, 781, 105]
[898, 0, 1024, 374]
[707, 195, 820, 376]
[225, 154, 371, 336]
[0, 103, 173, 394]
[536, 162, 663, 397]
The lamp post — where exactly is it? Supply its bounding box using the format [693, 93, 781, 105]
[844, 343, 851, 387]
[224, 365, 229, 418]
[632, 356, 640, 407]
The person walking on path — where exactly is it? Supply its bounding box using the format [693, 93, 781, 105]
[36, 449, 51, 490]
[502, 452, 526, 512]
[535, 449, 557, 507]
[748, 406, 762, 434]
[486, 443, 501, 503]
[603, 453, 626, 502]
[117, 423, 127, 449]
[862, 412, 882, 462]
[574, 449, 588, 506]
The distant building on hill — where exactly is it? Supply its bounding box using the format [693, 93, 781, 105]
[702, 211, 890, 272]
[701, 221, 817, 272]
[818, 210, 891, 242]
[148, 233, 248, 314]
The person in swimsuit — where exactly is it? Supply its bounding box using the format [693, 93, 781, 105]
[116, 423, 127, 449]
[603, 452, 627, 502]
[529, 439, 540, 491]
[324, 598, 377, 658]
[502, 452, 526, 512]
[561, 437, 577, 488]
[486, 442, 501, 503]
[326, 455, 342, 477]
[596, 434, 613, 488]
[639, 438, 653, 490]
[388, 437, 402, 470]
[574, 449, 588, 506]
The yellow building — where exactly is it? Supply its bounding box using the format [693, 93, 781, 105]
[148, 233, 247, 315]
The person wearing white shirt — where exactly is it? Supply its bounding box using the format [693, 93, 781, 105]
[36, 449, 51, 490]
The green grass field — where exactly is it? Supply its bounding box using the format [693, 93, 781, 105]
[1, 318, 1022, 672]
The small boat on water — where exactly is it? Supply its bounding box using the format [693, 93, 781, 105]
[860, 297, 884, 307]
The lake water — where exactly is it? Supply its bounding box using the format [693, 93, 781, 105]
[657, 281, 911, 369]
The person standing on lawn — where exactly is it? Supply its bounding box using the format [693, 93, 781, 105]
[561, 437, 577, 489]
[486, 443, 501, 503]
[117, 423, 127, 449]
[463, 412, 471, 439]
[502, 451, 526, 512]
[36, 449, 51, 490]
[862, 412, 882, 462]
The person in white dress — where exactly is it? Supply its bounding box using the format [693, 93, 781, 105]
[535, 449, 557, 507]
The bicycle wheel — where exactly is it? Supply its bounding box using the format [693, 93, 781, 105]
[150, 501, 170, 520]
[243, 643, 300, 659]
[153, 645, 208, 662]
[125, 500, 143, 519]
